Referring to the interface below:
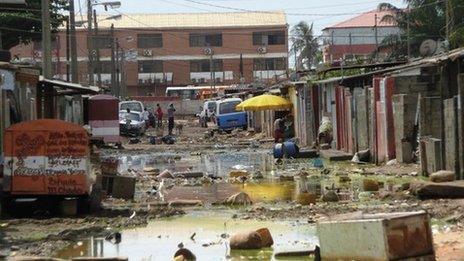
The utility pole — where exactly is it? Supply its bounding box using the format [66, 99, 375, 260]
[69, 0, 78, 83]
[87, 0, 94, 85]
[110, 24, 116, 97]
[407, 4, 411, 59]
[349, 33, 352, 60]
[374, 14, 378, 60]
[120, 48, 126, 98]
[209, 54, 213, 92]
[93, 9, 102, 87]
[41, 0, 52, 78]
[115, 40, 120, 97]
[66, 19, 70, 81]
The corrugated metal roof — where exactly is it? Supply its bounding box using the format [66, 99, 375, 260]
[91, 11, 287, 29]
[324, 10, 397, 30]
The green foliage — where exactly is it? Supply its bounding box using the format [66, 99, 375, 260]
[291, 21, 319, 70]
[377, 0, 464, 59]
[0, 0, 68, 50]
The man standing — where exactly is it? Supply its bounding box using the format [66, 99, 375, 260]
[155, 103, 163, 128]
[273, 117, 284, 143]
[167, 103, 176, 135]
[142, 107, 149, 128]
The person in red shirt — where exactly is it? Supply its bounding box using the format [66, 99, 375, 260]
[155, 103, 163, 127]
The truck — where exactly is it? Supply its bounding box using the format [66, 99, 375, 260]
[1, 119, 95, 216]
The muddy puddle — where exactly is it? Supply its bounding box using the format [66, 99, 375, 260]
[104, 150, 417, 204]
[56, 210, 318, 260]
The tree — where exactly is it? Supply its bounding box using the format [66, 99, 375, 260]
[0, 0, 68, 50]
[376, 0, 464, 59]
[291, 21, 319, 70]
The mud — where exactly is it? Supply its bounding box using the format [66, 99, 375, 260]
[1, 121, 464, 260]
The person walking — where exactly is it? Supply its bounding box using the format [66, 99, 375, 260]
[155, 103, 163, 128]
[167, 103, 176, 135]
[142, 107, 149, 128]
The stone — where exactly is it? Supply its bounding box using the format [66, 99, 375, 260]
[322, 191, 339, 202]
[229, 231, 262, 250]
[224, 192, 252, 205]
[296, 192, 317, 205]
[143, 167, 159, 174]
[363, 179, 379, 192]
[357, 149, 371, 162]
[157, 169, 174, 179]
[430, 170, 456, 183]
[386, 159, 397, 166]
[229, 170, 249, 178]
[320, 143, 331, 150]
[410, 181, 464, 199]
[255, 228, 273, 247]
[174, 248, 196, 260]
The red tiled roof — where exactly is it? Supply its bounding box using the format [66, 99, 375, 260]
[324, 10, 397, 29]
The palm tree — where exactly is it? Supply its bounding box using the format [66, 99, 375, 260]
[291, 21, 319, 70]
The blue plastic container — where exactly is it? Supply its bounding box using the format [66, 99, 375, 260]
[273, 143, 284, 158]
[283, 141, 299, 158]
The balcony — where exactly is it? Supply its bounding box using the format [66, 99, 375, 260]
[138, 72, 173, 85]
[190, 71, 233, 84]
[253, 70, 286, 79]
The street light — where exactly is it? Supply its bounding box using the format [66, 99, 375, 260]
[75, 14, 122, 27]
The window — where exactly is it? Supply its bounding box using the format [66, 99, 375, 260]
[219, 100, 241, 114]
[94, 61, 113, 74]
[189, 33, 222, 47]
[252, 31, 285, 45]
[190, 60, 223, 72]
[94, 34, 112, 49]
[253, 58, 286, 70]
[137, 34, 163, 48]
[138, 60, 163, 73]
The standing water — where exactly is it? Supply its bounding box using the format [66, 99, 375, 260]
[56, 210, 318, 260]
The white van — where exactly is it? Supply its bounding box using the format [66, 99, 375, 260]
[119, 100, 144, 113]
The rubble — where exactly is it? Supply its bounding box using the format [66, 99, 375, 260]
[224, 192, 252, 205]
[411, 181, 464, 199]
[229, 231, 263, 250]
[430, 170, 456, 183]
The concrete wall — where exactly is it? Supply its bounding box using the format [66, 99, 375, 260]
[353, 87, 369, 151]
[444, 97, 459, 173]
[392, 94, 418, 163]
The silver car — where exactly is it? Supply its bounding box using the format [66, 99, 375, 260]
[119, 111, 146, 136]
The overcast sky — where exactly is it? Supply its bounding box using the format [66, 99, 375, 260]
[81, 0, 406, 35]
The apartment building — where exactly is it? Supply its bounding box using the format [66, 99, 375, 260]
[321, 10, 400, 63]
[10, 11, 288, 96]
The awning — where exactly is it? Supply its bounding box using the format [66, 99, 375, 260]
[39, 78, 100, 95]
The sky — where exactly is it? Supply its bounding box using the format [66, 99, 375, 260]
[79, 0, 406, 35]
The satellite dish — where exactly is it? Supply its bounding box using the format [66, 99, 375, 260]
[420, 39, 438, 57]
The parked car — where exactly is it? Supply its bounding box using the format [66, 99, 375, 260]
[119, 100, 144, 113]
[119, 111, 146, 136]
[215, 98, 247, 132]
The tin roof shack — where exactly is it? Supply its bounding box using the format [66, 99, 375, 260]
[0, 63, 40, 166]
[317, 211, 435, 260]
[315, 71, 378, 155]
[285, 81, 317, 148]
[380, 48, 464, 179]
[37, 79, 99, 124]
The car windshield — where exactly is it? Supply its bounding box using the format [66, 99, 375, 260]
[120, 112, 140, 121]
[120, 102, 142, 112]
[207, 102, 216, 111]
[219, 101, 241, 114]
